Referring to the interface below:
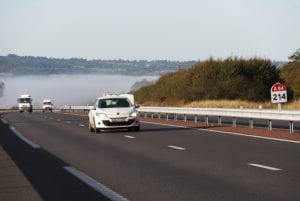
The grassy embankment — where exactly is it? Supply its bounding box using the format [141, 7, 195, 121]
[141, 99, 300, 110]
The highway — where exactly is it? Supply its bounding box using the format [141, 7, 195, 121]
[1, 112, 300, 201]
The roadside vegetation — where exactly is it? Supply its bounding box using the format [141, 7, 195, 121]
[133, 50, 300, 110]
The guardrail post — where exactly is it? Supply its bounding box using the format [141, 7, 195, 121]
[249, 118, 253, 129]
[166, 113, 169, 121]
[218, 116, 222, 126]
[232, 117, 237, 128]
[289, 121, 294, 134]
[184, 114, 187, 122]
[175, 114, 177, 121]
[144, 113, 147, 118]
[151, 113, 154, 119]
[205, 115, 209, 126]
[268, 120, 272, 131]
[158, 113, 161, 119]
[194, 115, 197, 123]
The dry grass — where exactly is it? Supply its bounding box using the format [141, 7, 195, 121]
[142, 99, 300, 110]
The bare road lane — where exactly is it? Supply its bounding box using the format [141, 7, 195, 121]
[1, 112, 300, 201]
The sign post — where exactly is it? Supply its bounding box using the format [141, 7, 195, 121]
[271, 82, 287, 110]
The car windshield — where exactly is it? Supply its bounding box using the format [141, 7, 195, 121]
[98, 98, 131, 108]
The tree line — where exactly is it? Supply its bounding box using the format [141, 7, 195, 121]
[132, 55, 300, 104]
[0, 54, 196, 75]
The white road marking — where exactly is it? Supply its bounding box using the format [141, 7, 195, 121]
[248, 163, 282, 171]
[1, 118, 8, 124]
[198, 128, 300, 144]
[49, 117, 53, 120]
[79, 124, 85, 127]
[168, 145, 186, 150]
[124, 135, 135, 139]
[66, 121, 71, 124]
[57, 119, 61, 121]
[141, 121, 187, 128]
[9, 126, 40, 148]
[64, 166, 130, 201]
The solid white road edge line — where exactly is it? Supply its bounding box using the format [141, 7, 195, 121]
[124, 135, 135, 139]
[198, 128, 300, 144]
[9, 126, 40, 148]
[63, 166, 130, 201]
[248, 163, 282, 171]
[141, 121, 187, 128]
[168, 145, 186, 150]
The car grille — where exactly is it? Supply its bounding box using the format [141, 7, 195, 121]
[102, 119, 135, 126]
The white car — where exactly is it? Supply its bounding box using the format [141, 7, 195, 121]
[88, 94, 140, 133]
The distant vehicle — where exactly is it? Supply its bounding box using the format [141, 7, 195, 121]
[17, 94, 33, 113]
[42, 99, 53, 112]
[88, 93, 140, 133]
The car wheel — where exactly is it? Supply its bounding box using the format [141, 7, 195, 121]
[88, 122, 94, 132]
[133, 126, 140, 132]
[93, 119, 100, 133]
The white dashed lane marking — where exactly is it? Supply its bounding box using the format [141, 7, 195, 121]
[79, 124, 85, 127]
[66, 121, 71, 124]
[168, 145, 186, 150]
[9, 126, 40, 148]
[64, 166, 130, 201]
[248, 163, 282, 171]
[124, 135, 136, 139]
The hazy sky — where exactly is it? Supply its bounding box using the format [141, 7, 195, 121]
[0, 0, 299, 61]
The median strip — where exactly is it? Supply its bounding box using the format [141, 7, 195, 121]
[64, 166, 130, 201]
[248, 163, 282, 171]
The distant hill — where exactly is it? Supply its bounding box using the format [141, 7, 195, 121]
[0, 54, 197, 76]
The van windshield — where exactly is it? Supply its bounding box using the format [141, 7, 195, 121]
[98, 98, 131, 108]
[19, 98, 31, 103]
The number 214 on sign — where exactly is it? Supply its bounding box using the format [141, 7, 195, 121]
[271, 91, 287, 103]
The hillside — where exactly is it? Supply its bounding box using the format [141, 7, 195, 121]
[133, 57, 290, 104]
[0, 54, 197, 76]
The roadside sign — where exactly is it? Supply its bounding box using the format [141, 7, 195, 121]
[271, 82, 287, 104]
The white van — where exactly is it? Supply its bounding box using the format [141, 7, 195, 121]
[42, 99, 53, 112]
[17, 94, 33, 113]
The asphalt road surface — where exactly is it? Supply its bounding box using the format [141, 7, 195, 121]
[1, 112, 300, 201]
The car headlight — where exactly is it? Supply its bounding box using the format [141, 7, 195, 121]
[96, 112, 107, 118]
[130, 111, 138, 117]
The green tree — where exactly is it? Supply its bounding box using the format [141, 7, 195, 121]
[133, 57, 283, 104]
[0, 82, 4, 97]
[288, 49, 300, 61]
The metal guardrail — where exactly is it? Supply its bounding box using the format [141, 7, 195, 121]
[60, 106, 300, 133]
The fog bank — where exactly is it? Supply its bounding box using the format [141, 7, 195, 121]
[0, 74, 158, 108]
